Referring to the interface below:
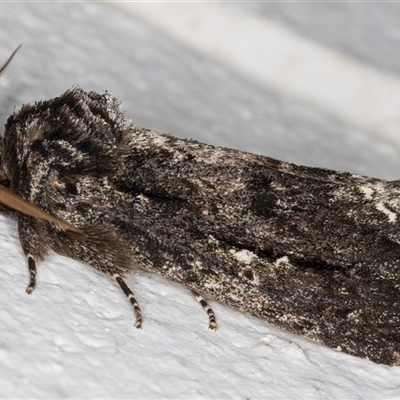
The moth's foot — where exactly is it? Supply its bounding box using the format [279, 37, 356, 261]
[134, 318, 143, 329]
[192, 290, 217, 331]
[26, 255, 37, 295]
[25, 284, 35, 294]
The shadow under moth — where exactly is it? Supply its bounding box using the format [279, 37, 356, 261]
[0, 51, 399, 367]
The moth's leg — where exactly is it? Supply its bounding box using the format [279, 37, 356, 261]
[111, 273, 143, 329]
[18, 215, 48, 295]
[191, 290, 217, 330]
[25, 254, 37, 294]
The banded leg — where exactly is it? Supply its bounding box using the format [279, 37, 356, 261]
[112, 274, 142, 329]
[191, 290, 217, 330]
[19, 215, 48, 295]
[25, 254, 37, 294]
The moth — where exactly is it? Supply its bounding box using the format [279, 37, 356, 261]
[0, 52, 399, 367]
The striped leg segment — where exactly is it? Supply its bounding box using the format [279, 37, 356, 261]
[192, 290, 217, 330]
[113, 274, 142, 329]
[25, 255, 37, 294]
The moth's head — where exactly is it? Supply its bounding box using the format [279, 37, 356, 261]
[2, 87, 132, 185]
[0, 47, 82, 232]
[0, 87, 132, 232]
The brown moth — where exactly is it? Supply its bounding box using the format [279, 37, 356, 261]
[0, 49, 399, 366]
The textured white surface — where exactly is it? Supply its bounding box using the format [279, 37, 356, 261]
[0, 3, 399, 399]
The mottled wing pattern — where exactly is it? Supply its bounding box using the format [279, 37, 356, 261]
[1, 88, 399, 365]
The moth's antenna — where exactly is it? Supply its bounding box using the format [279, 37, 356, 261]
[0, 45, 22, 77]
[0, 184, 82, 234]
